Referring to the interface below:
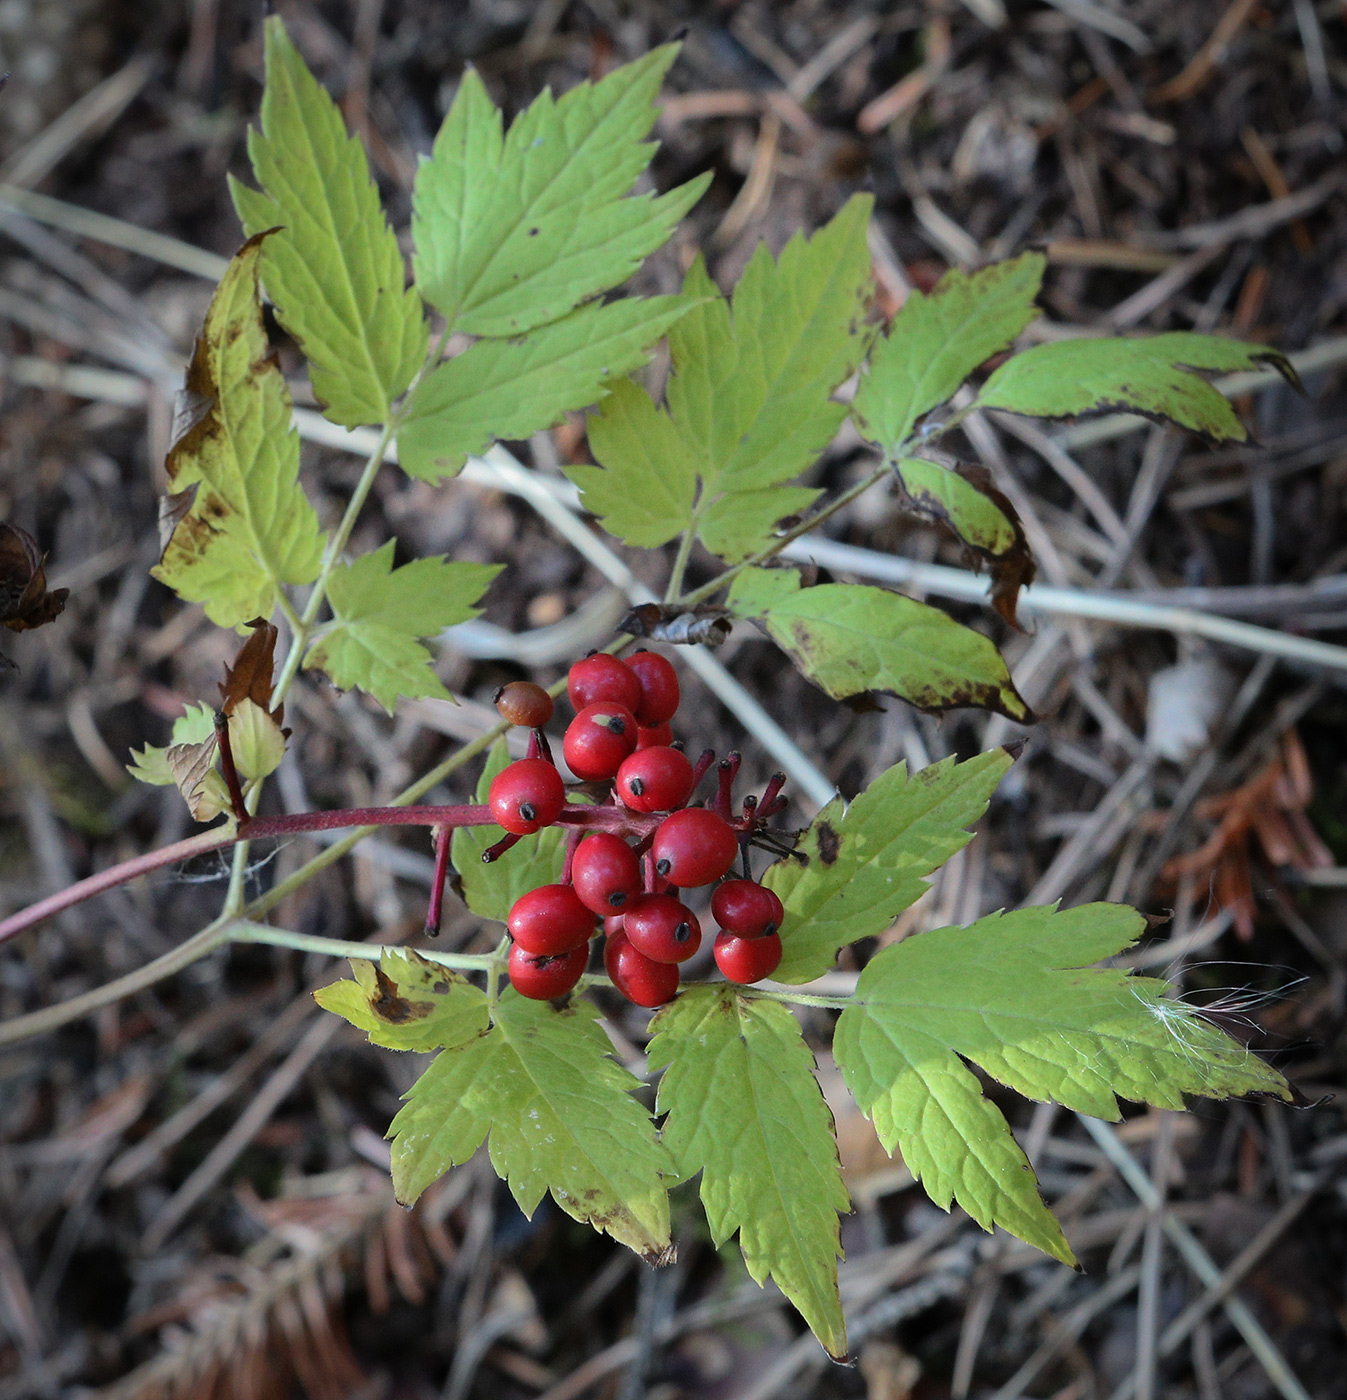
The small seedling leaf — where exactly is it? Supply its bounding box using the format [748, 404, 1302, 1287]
[153, 235, 325, 627]
[728, 569, 1031, 721]
[391, 990, 672, 1260]
[766, 749, 1014, 984]
[977, 333, 1298, 441]
[413, 50, 708, 336]
[650, 987, 848, 1357]
[304, 541, 499, 712]
[230, 17, 427, 426]
[834, 903, 1291, 1260]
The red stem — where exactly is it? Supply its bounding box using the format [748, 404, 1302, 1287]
[425, 826, 452, 936]
[214, 713, 248, 824]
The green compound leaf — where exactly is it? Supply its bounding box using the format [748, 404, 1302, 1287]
[853, 252, 1045, 453]
[397, 296, 690, 483]
[153, 235, 325, 628]
[650, 987, 848, 1358]
[728, 569, 1031, 722]
[315, 949, 489, 1052]
[126, 702, 218, 786]
[391, 990, 672, 1261]
[230, 18, 427, 427]
[571, 195, 875, 562]
[977, 332, 1299, 443]
[413, 51, 709, 337]
[766, 749, 1013, 984]
[834, 904, 1291, 1263]
[452, 740, 568, 923]
[894, 459, 1035, 628]
[303, 541, 499, 712]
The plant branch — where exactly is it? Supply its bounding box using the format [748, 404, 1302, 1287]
[664, 528, 696, 603]
[227, 921, 497, 971]
[741, 985, 854, 1010]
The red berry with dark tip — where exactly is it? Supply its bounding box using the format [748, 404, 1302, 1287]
[568, 654, 641, 714]
[711, 880, 785, 938]
[625, 651, 680, 726]
[713, 930, 782, 984]
[507, 883, 594, 956]
[636, 721, 674, 750]
[509, 942, 587, 1000]
[571, 833, 642, 915]
[563, 702, 638, 781]
[488, 758, 565, 835]
[651, 808, 739, 887]
[624, 894, 702, 964]
[615, 746, 694, 813]
[605, 933, 680, 1007]
[494, 681, 554, 729]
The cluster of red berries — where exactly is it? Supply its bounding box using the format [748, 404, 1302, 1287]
[487, 654, 790, 1005]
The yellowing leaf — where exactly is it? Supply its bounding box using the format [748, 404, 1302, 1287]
[152, 236, 325, 628]
[315, 949, 489, 1052]
[834, 904, 1290, 1261]
[977, 333, 1298, 442]
[571, 196, 875, 562]
[650, 987, 849, 1359]
[230, 18, 427, 426]
[413, 51, 708, 336]
[853, 253, 1044, 452]
[227, 697, 286, 781]
[396, 296, 690, 483]
[303, 541, 500, 712]
[729, 569, 1031, 722]
[391, 991, 672, 1260]
[767, 750, 1013, 984]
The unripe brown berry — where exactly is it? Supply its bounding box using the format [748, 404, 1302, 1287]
[495, 681, 554, 729]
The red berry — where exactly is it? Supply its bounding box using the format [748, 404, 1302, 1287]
[603, 913, 626, 938]
[713, 930, 782, 984]
[563, 702, 638, 781]
[615, 746, 694, 813]
[494, 681, 554, 728]
[636, 721, 673, 750]
[711, 880, 785, 938]
[624, 893, 702, 964]
[507, 884, 594, 956]
[625, 651, 680, 725]
[488, 758, 565, 835]
[605, 933, 680, 1007]
[568, 654, 641, 714]
[651, 808, 739, 887]
[571, 833, 642, 915]
[509, 942, 587, 999]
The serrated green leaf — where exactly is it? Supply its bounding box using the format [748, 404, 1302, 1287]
[728, 569, 1030, 722]
[127, 703, 219, 786]
[397, 296, 689, 483]
[572, 196, 875, 561]
[452, 740, 568, 923]
[413, 50, 708, 337]
[650, 986, 848, 1357]
[853, 253, 1044, 453]
[896, 458, 1018, 555]
[230, 17, 427, 426]
[391, 990, 672, 1259]
[153, 237, 325, 628]
[977, 333, 1296, 442]
[303, 542, 499, 712]
[834, 904, 1291, 1261]
[315, 949, 489, 1052]
[767, 750, 1012, 984]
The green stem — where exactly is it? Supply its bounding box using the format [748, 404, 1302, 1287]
[676, 465, 888, 610]
[741, 985, 854, 1010]
[485, 933, 511, 1005]
[664, 528, 696, 604]
[228, 921, 496, 971]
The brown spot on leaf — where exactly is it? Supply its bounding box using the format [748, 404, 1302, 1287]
[369, 965, 434, 1024]
[816, 821, 841, 866]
